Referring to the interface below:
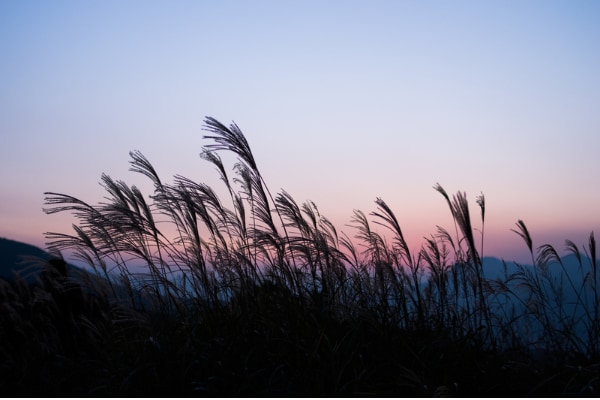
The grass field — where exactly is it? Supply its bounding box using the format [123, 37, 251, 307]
[1, 117, 598, 396]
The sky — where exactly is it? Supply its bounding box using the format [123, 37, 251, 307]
[1, 0, 599, 263]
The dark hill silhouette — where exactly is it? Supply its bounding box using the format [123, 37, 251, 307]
[0, 237, 113, 285]
[0, 237, 164, 313]
[0, 237, 102, 285]
[0, 237, 55, 283]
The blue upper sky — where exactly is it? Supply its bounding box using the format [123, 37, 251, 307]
[1, 0, 599, 262]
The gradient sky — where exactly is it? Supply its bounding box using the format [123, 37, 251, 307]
[1, 0, 599, 263]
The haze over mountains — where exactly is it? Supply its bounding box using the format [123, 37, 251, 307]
[2, 236, 595, 296]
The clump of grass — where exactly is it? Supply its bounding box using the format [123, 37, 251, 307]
[1, 116, 598, 396]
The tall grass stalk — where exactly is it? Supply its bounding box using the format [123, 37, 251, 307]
[18, 116, 597, 395]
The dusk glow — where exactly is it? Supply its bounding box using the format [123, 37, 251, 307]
[1, 1, 599, 263]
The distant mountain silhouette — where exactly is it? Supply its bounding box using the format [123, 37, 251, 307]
[0, 237, 109, 284]
[2, 236, 596, 320]
[0, 237, 161, 309]
[0, 237, 55, 283]
[0, 237, 116, 294]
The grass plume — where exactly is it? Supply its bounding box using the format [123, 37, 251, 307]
[0, 117, 598, 396]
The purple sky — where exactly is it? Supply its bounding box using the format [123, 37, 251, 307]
[1, 1, 599, 263]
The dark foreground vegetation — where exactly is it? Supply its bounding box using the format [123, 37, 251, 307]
[1, 117, 599, 396]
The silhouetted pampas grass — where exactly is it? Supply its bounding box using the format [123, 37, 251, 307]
[1, 117, 598, 396]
